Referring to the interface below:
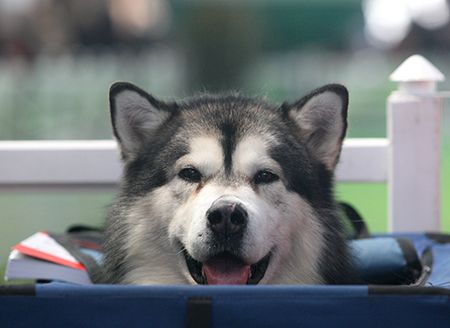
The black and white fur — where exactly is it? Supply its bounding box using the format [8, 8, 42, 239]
[102, 82, 354, 285]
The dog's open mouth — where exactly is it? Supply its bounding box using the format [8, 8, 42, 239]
[183, 250, 271, 285]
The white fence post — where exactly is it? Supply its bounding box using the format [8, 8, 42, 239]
[388, 55, 444, 232]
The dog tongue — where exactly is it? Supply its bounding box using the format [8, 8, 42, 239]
[202, 254, 250, 285]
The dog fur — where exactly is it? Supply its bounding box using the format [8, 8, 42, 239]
[102, 82, 354, 285]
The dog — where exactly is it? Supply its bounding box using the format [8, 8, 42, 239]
[102, 82, 355, 285]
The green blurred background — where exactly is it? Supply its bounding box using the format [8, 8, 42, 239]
[0, 0, 449, 282]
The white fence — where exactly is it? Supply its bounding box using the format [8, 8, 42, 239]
[0, 55, 444, 233]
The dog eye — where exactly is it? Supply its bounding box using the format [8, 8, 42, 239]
[253, 170, 279, 184]
[178, 167, 202, 183]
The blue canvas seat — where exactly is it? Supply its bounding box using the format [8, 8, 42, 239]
[1, 233, 449, 328]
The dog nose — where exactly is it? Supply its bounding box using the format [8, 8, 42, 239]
[206, 201, 248, 235]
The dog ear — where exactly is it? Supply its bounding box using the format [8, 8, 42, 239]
[286, 84, 348, 170]
[109, 82, 173, 160]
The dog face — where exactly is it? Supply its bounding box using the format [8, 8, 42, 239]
[104, 83, 349, 285]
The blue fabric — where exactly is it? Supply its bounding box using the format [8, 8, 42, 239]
[350, 238, 406, 281]
[36, 282, 368, 297]
[1, 283, 449, 328]
[386, 233, 435, 254]
[388, 233, 450, 287]
[427, 244, 450, 288]
[1, 233, 450, 328]
[212, 295, 450, 328]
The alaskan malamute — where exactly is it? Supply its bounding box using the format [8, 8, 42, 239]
[103, 82, 354, 285]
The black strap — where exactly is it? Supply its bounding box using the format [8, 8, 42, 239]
[412, 246, 433, 287]
[0, 284, 35, 296]
[339, 202, 370, 239]
[369, 285, 450, 296]
[51, 227, 106, 284]
[425, 233, 450, 244]
[395, 238, 423, 285]
[67, 224, 103, 234]
[186, 297, 212, 328]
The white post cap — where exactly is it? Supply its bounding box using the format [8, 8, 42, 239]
[390, 54, 445, 94]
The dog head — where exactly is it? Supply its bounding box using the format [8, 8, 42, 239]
[107, 82, 348, 285]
